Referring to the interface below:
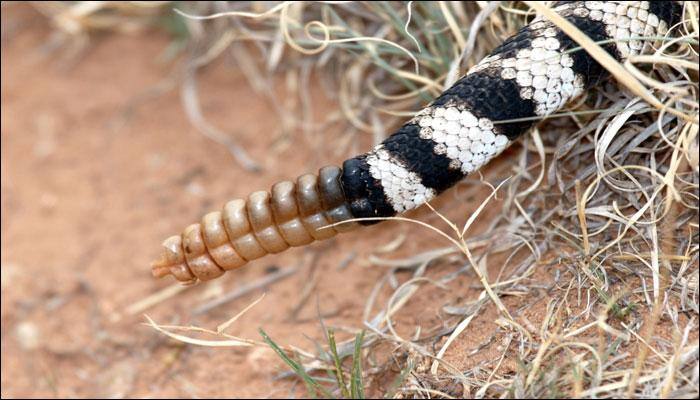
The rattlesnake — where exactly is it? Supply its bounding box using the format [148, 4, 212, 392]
[151, 1, 685, 284]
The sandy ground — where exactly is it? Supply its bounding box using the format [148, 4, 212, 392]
[1, 6, 512, 398]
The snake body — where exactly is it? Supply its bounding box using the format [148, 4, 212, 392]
[152, 1, 684, 284]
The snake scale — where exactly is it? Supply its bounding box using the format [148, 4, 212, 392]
[152, 1, 684, 284]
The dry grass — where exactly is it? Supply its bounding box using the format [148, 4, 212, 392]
[26, 1, 700, 398]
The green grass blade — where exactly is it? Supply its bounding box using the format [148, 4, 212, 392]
[259, 328, 334, 399]
[328, 329, 351, 398]
[350, 330, 365, 399]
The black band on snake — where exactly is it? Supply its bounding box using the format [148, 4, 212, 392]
[152, 1, 684, 284]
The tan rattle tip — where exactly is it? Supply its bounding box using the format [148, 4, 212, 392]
[150, 256, 171, 279]
[150, 235, 197, 285]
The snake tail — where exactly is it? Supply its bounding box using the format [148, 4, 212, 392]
[152, 1, 683, 284]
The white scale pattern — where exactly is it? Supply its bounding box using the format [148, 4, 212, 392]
[469, 1, 671, 116]
[365, 1, 673, 213]
[365, 103, 511, 213]
[530, 2, 670, 59]
[573, 1, 669, 58]
[365, 147, 436, 213]
[415, 106, 510, 175]
[469, 39, 587, 116]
